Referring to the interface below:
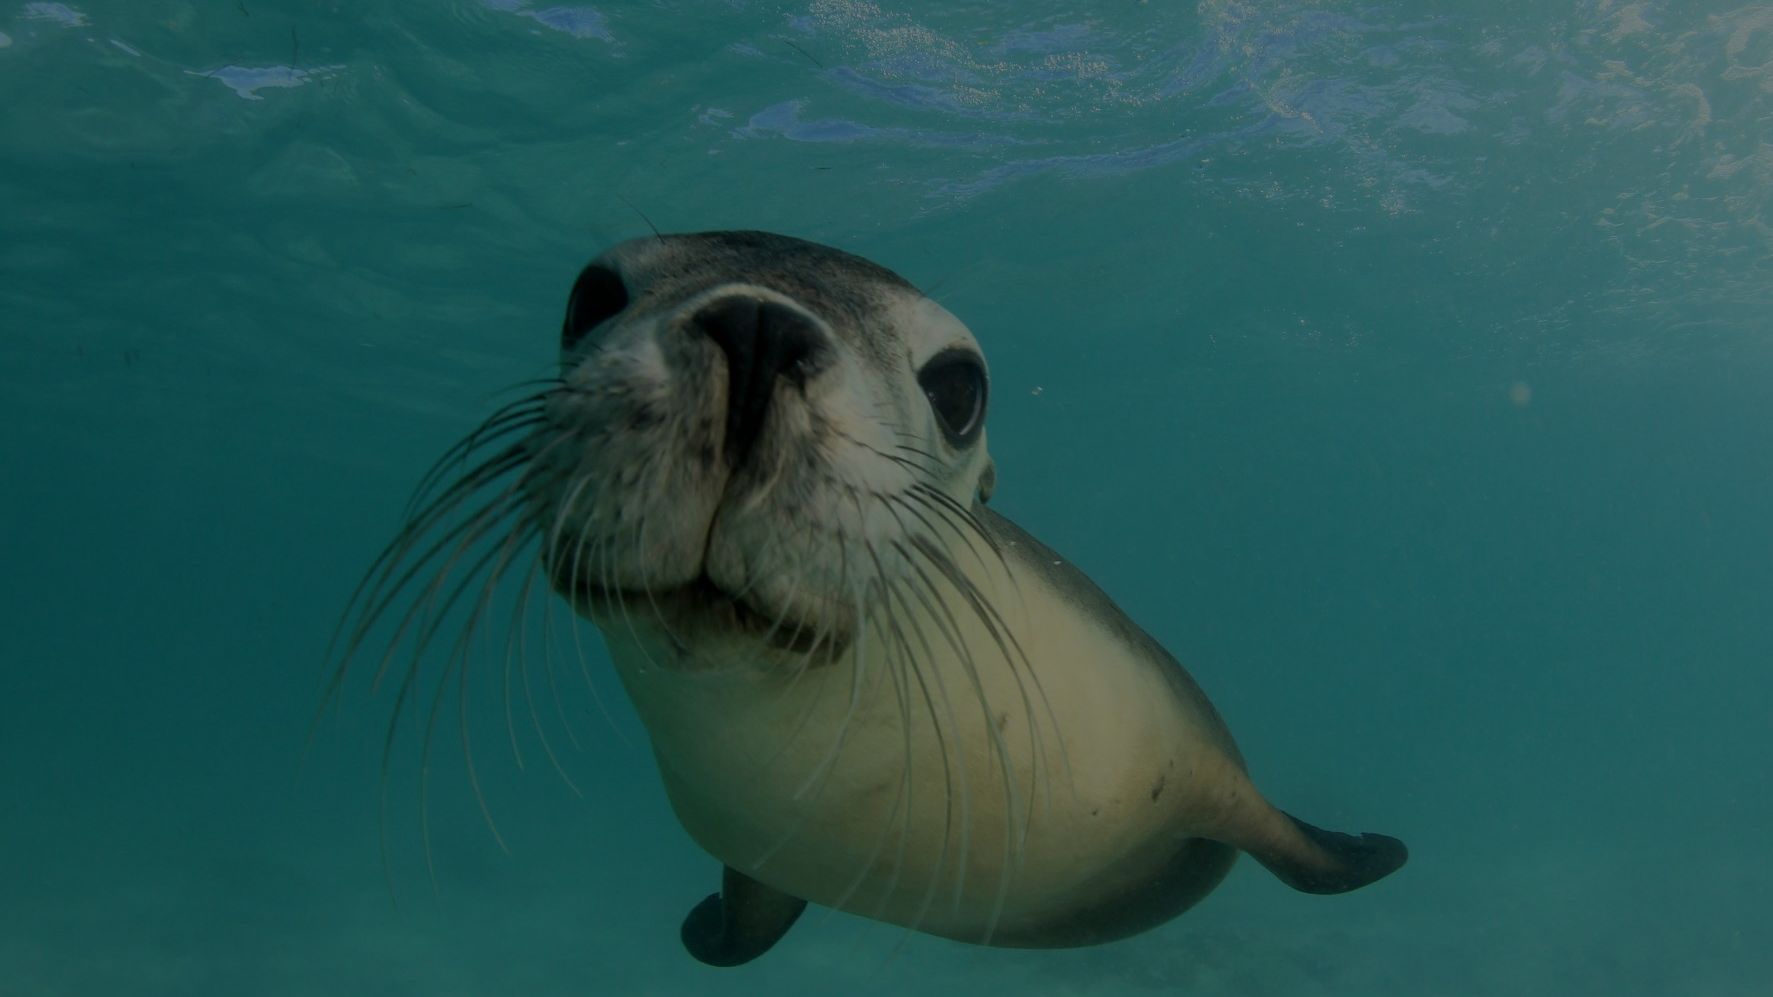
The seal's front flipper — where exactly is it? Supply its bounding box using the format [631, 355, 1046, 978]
[680, 866, 807, 967]
[1250, 813, 1408, 894]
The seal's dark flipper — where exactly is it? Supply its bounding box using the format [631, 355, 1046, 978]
[1252, 813, 1409, 895]
[680, 866, 807, 967]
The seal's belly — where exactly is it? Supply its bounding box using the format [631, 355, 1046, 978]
[604, 568, 1247, 941]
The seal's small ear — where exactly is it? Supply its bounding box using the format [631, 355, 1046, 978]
[978, 460, 996, 504]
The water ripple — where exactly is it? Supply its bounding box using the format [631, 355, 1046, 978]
[186, 63, 343, 101]
[481, 0, 613, 42]
[23, 2, 85, 28]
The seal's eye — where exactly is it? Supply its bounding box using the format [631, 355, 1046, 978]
[917, 349, 987, 446]
[562, 265, 629, 351]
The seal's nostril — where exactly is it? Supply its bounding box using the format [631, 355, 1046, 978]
[692, 298, 826, 467]
[562, 265, 628, 352]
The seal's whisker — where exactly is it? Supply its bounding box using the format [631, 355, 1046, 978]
[486, 475, 590, 776]
[403, 399, 549, 519]
[909, 493, 1037, 719]
[877, 579, 924, 922]
[497, 478, 593, 784]
[366, 490, 528, 738]
[891, 489, 1066, 813]
[752, 545, 819, 703]
[747, 570, 872, 873]
[838, 422, 1010, 590]
[513, 553, 583, 795]
[626, 466, 699, 656]
[546, 470, 596, 638]
[887, 491, 991, 589]
[602, 515, 669, 675]
[898, 486, 995, 578]
[883, 447, 948, 483]
[375, 467, 538, 666]
[738, 534, 810, 656]
[508, 557, 575, 774]
[339, 451, 531, 677]
[893, 553, 992, 929]
[909, 481, 1007, 570]
[414, 512, 538, 860]
[390, 433, 540, 573]
[872, 443, 946, 482]
[325, 443, 528, 687]
[834, 422, 944, 483]
[533, 580, 585, 754]
[405, 414, 540, 519]
[823, 576, 915, 919]
[402, 395, 544, 504]
[537, 471, 632, 748]
[592, 519, 647, 664]
[569, 536, 633, 745]
[440, 505, 541, 748]
[805, 492, 863, 668]
[898, 535, 1037, 943]
[925, 523, 1067, 814]
[360, 439, 575, 876]
[500, 561, 529, 775]
[885, 537, 1000, 912]
[881, 553, 976, 921]
[873, 573, 963, 936]
[787, 577, 872, 805]
[391, 495, 521, 875]
[889, 440, 947, 470]
[910, 537, 1041, 779]
[753, 520, 856, 792]
[543, 473, 595, 581]
[872, 420, 948, 473]
[387, 512, 526, 887]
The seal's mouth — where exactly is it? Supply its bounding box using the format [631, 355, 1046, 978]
[550, 565, 850, 661]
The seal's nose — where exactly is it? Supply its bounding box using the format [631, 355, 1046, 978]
[692, 296, 826, 468]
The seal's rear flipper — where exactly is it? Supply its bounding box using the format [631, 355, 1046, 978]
[680, 866, 807, 967]
[1251, 813, 1408, 894]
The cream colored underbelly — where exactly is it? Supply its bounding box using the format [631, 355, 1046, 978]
[602, 557, 1246, 940]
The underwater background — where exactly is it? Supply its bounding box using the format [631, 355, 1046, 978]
[3, 1, 1771, 994]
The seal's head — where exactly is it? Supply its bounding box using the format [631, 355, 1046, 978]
[529, 232, 994, 667]
[343, 231, 986, 679]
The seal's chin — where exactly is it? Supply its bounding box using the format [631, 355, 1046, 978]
[550, 566, 851, 664]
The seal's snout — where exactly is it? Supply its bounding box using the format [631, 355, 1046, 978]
[692, 296, 828, 467]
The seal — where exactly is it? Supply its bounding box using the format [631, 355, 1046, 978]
[332, 231, 1406, 967]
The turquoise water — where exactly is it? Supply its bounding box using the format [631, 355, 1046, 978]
[4, 1, 1771, 993]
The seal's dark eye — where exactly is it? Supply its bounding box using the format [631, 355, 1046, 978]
[917, 349, 987, 446]
[562, 264, 628, 351]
